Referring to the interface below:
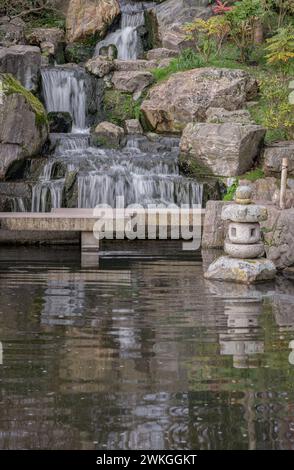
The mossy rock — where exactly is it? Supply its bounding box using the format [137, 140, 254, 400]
[103, 90, 140, 127]
[1, 73, 48, 129]
[65, 43, 95, 64]
[179, 153, 217, 179]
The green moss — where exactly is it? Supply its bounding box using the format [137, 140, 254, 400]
[1, 73, 48, 130]
[179, 154, 215, 179]
[103, 90, 140, 127]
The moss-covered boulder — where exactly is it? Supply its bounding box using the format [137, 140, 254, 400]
[103, 89, 140, 127]
[0, 73, 48, 180]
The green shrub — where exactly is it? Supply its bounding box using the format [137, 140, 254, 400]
[103, 90, 141, 127]
[265, 26, 294, 72]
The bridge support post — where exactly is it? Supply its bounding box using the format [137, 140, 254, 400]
[81, 232, 100, 267]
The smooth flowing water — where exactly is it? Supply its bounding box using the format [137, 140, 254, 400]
[30, 135, 203, 212]
[41, 67, 88, 132]
[0, 246, 294, 450]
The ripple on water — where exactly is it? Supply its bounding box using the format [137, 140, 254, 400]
[0, 246, 294, 449]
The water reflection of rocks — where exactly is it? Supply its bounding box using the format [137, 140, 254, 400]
[0, 247, 294, 449]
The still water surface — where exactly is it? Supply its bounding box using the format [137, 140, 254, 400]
[0, 246, 294, 450]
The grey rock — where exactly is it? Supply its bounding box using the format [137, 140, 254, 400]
[204, 255, 276, 284]
[0, 74, 48, 179]
[111, 71, 154, 100]
[263, 207, 294, 269]
[155, 0, 211, 51]
[91, 121, 125, 148]
[263, 141, 294, 177]
[238, 177, 278, 203]
[124, 119, 143, 135]
[180, 122, 265, 176]
[0, 17, 25, 46]
[114, 59, 157, 71]
[86, 56, 115, 78]
[141, 68, 258, 134]
[146, 48, 178, 61]
[202, 200, 230, 249]
[206, 107, 254, 125]
[0, 45, 41, 92]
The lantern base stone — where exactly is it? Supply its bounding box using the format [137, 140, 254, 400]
[204, 256, 276, 284]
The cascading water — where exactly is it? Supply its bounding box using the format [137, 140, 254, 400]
[94, 1, 147, 60]
[31, 161, 65, 212]
[30, 1, 203, 214]
[77, 138, 203, 208]
[41, 67, 87, 132]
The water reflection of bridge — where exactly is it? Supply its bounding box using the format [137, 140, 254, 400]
[0, 254, 294, 449]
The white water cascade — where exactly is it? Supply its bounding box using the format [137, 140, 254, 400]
[31, 161, 65, 212]
[41, 67, 88, 132]
[94, 1, 146, 60]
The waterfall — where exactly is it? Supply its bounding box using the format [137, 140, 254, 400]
[77, 136, 203, 208]
[94, 2, 146, 60]
[41, 67, 87, 132]
[12, 197, 27, 213]
[31, 161, 65, 212]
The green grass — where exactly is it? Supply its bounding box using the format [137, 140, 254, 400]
[240, 168, 265, 181]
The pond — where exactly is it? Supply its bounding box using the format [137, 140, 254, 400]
[0, 245, 294, 450]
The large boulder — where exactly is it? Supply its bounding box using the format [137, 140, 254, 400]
[111, 71, 154, 100]
[66, 0, 120, 43]
[154, 0, 211, 51]
[180, 122, 266, 177]
[25, 28, 65, 62]
[204, 256, 276, 284]
[263, 141, 294, 177]
[0, 45, 41, 92]
[141, 68, 258, 133]
[0, 74, 48, 180]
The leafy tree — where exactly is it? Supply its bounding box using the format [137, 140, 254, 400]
[184, 16, 230, 61]
[266, 25, 294, 70]
[259, 77, 294, 139]
[225, 0, 266, 62]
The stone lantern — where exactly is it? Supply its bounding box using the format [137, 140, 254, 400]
[205, 185, 276, 284]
